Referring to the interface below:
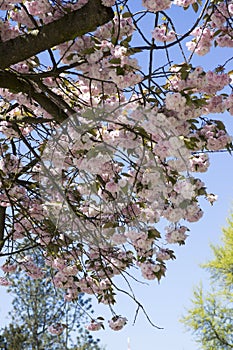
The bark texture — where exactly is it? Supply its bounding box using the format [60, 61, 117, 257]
[0, 0, 114, 69]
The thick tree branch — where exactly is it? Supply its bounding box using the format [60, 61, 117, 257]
[0, 0, 114, 69]
[0, 206, 6, 252]
[0, 70, 70, 123]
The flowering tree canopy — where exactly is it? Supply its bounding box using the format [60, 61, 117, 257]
[0, 0, 232, 332]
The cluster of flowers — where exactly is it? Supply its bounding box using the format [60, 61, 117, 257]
[152, 25, 176, 42]
[1, 72, 232, 330]
[0, 256, 44, 280]
[86, 316, 127, 331]
[57, 15, 141, 89]
[186, 27, 214, 56]
[36, 96, 231, 297]
[142, 0, 171, 12]
[174, 0, 197, 6]
[48, 323, 65, 335]
[19, 256, 45, 279]
[0, 277, 12, 286]
[1, 74, 232, 331]
[168, 65, 233, 117]
[0, 0, 232, 334]
[186, 1, 233, 55]
[101, 0, 116, 6]
[0, 0, 89, 41]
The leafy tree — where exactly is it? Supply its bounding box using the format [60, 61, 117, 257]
[0, 0, 232, 330]
[181, 214, 233, 349]
[0, 250, 102, 350]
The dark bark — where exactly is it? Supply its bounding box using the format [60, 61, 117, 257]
[0, 70, 70, 122]
[0, 206, 6, 251]
[0, 0, 114, 69]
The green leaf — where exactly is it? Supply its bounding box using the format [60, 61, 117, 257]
[102, 222, 118, 229]
[148, 228, 161, 239]
[122, 11, 131, 18]
[81, 47, 95, 55]
[116, 66, 125, 76]
[111, 36, 118, 45]
[192, 2, 199, 12]
[215, 120, 226, 131]
[127, 47, 143, 55]
[109, 58, 121, 64]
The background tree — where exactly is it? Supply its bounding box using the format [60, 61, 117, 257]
[0, 250, 102, 350]
[181, 213, 233, 349]
[0, 0, 232, 331]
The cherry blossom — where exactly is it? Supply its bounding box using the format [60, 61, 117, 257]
[0, 0, 232, 333]
[86, 320, 103, 331]
[108, 316, 128, 331]
[142, 0, 171, 12]
[0, 277, 12, 286]
[48, 323, 65, 335]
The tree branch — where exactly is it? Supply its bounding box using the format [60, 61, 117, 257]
[0, 206, 6, 252]
[0, 0, 114, 69]
[0, 70, 70, 123]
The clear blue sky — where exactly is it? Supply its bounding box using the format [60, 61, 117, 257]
[0, 2, 233, 349]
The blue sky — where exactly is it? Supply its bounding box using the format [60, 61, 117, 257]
[1, 2, 233, 349]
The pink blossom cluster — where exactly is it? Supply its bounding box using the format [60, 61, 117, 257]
[57, 15, 140, 90]
[101, 0, 115, 6]
[197, 123, 232, 151]
[45, 248, 117, 304]
[0, 20, 19, 42]
[165, 92, 186, 111]
[186, 27, 214, 56]
[189, 153, 209, 173]
[152, 25, 176, 42]
[48, 323, 65, 335]
[0, 277, 12, 286]
[156, 248, 174, 261]
[173, 0, 197, 7]
[210, 2, 233, 29]
[142, 0, 171, 12]
[0, 0, 232, 333]
[169, 65, 231, 95]
[138, 261, 162, 280]
[0, 0, 19, 11]
[20, 256, 45, 279]
[0, 262, 17, 273]
[86, 316, 127, 331]
[186, 2, 233, 55]
[165, 226, 189, 244]
[0, 0, 89, 41]
[86, 320, 103, 331]
[108, 316, 127, 331]
[216, 33, 233, 48]
[0, 154, 20, 174]
[204, 95, 226, 114]
[24, 0, 51, 16]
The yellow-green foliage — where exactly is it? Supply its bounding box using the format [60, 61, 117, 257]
[180, 213, 233, 349]
[203, 213, 233, 286]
